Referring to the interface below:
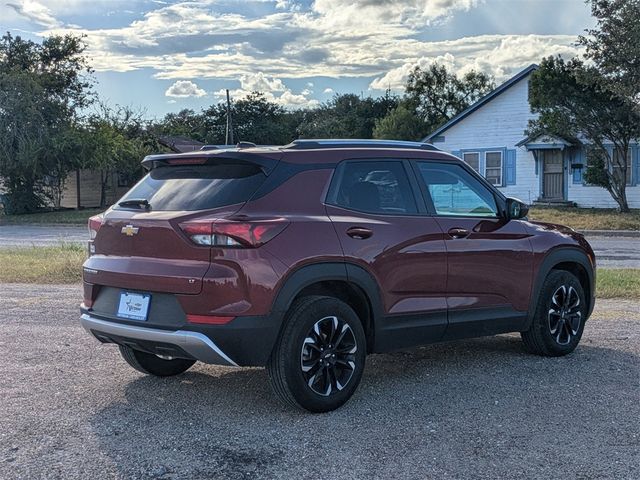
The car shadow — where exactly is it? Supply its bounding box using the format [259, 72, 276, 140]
[88, 333, 638, 479]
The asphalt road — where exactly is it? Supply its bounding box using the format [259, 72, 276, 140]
[0, 225, 88, 247]
[0, 225, 637, 268]
[1, 284, 638, 479]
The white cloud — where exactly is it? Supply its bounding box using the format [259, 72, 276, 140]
[312, 0, 479, 26]
[215, 71, 319, 108]
[22, 0, 582, 104]
[239, 72, 287, 93]
[323, 87, 334, 93]
[165, 80, 207, 97]
[369, 35, 581, 90]
[6, 0, 61, 28]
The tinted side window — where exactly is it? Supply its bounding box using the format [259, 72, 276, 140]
[418, 162, 498, 217]
[331, 161, 417, 215]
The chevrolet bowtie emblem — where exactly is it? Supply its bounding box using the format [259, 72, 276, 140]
[121, 225, 139, 236]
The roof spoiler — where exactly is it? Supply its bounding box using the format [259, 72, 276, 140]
[141, 150, 279, 175]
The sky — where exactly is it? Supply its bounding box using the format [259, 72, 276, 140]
[1, 0, 595, 119]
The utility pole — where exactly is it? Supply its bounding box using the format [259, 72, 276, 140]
[225, 89, 234, 145]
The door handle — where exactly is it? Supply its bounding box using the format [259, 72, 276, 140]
[448, 227, 469, 239]
[346, 227, 373, 239]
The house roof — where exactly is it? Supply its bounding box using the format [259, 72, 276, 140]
[423, 64, 538, 142]
[515, 133, 579, 150]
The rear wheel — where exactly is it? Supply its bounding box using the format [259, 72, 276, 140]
[521, 270, 586, 356]
[267, 296, 366, 413]
[118, 345, 196, 377]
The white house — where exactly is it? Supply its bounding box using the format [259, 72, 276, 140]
[423, 64, 640, 208]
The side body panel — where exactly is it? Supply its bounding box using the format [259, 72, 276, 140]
[327, 204, 449, 349]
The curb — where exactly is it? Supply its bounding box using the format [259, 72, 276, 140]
[579, 230, 640, 238]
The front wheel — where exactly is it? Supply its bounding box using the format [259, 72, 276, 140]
[521, 270, 586, 356]
[267, 296, 367, 413]
[119, 345, 196, 376]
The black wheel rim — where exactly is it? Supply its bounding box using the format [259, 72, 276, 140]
[548, 285, 582, 345]
[300, 316, 357, 396]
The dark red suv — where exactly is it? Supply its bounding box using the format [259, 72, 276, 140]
[80, 140, 595, 412]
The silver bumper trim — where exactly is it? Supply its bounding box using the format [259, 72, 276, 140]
[80, 313, 238, 366]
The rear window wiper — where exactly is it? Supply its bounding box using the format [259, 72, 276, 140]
[118, 198, 151, 209]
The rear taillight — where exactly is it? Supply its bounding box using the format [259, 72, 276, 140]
[88, 214, 104, 240]
[179, 218, 288, 247]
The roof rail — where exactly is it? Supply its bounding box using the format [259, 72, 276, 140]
[284, 139, 439, 151]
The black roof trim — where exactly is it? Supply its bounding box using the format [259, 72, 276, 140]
[284, 139, 440, 151]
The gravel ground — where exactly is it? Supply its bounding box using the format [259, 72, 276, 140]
[1, 284, 638, 479]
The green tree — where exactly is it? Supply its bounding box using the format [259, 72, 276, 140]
[297, 92, 398, 139]
[151, 109, 208, 143]
[373, 102, 425, 141]
[405, 63, 494, 135]
[528, 56, 640, 212]
[203, 92, 298, 145]
[0, 32, 93, 213]
[84, 104, 163, 207]
[579, 0, 640, 111]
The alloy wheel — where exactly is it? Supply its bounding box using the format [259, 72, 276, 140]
[548, 285, 582, 345]
[300, 316, 357, 396]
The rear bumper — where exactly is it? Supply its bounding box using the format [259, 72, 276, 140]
[80, 313, 238, 366]
[79, 306, 282, 367]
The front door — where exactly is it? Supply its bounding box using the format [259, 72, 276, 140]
[326, 159, 448, 351]
[542, 150, 564, 200]
[413, 161, 534, 340]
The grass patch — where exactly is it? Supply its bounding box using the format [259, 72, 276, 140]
[0, 208, 104, 226]
[596, 268, 640, 299]
[528, 207, 640, 231]
[0, 245, 86, 284]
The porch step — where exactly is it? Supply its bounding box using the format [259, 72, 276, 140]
[532, 200, 577, 208]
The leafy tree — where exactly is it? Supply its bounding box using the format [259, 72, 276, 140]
[203, 92, 298, 145]
[0, 32, 93, 213]
[84, 104, 163, 207]
[151, 109, 208, 143]
[405, 63, 494, 135]
[528, 56, 640, 212]
[297, 93, 398, 139]
[373, 102, 426, 141]
[579, 0, 640, 111]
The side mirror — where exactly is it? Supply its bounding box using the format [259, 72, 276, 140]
[506, 197, 529, 220]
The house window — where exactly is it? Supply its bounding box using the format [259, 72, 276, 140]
[462, 152, 480, 173]
[485, 151, 503, 186]
[612, 148, 632, 186]
[117, 172, 134, 188]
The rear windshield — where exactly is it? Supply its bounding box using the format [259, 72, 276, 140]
[116, 164, 266, 211]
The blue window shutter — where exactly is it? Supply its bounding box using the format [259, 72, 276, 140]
[633, 145, 639, 186]
[572, 148, 583, 184]
[451, 150, 462, 158]
[505, 149, 516, 185]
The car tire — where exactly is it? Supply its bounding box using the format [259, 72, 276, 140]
[118, 345, 196, 377]
[267, 295, 367, 413]
[521, 270, 587, 357]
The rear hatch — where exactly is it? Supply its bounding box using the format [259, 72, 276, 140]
[85, 157, 273, 295]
